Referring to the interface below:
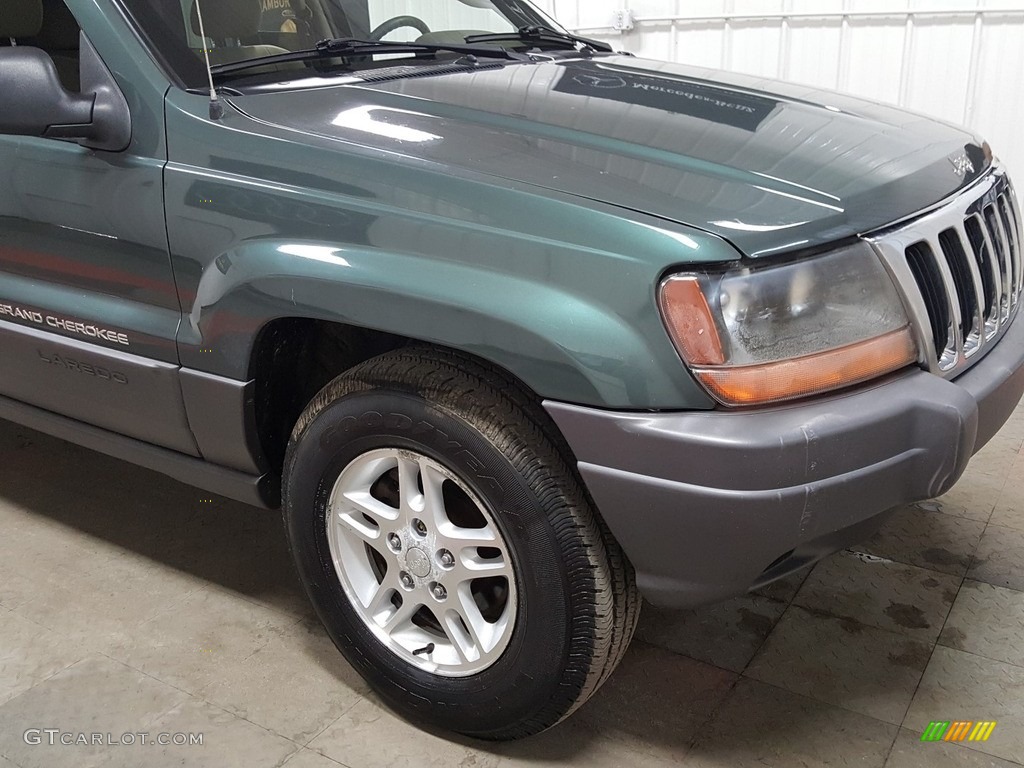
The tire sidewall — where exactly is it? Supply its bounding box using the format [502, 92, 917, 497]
[283, 388, 576, 734]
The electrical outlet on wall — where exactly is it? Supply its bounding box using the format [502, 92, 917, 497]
[611, 9, 635, 32]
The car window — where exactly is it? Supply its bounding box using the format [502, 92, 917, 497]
[365, 0, 514, 41]
[12, 0, 82, 91]
[260, 0, 300, 34]
[123, 0, 553, 88]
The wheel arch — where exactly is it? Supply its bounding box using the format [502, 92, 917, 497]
[246, 315, 566, 477]
[178, 236, 715, 409]
[177, 237, 715, 470]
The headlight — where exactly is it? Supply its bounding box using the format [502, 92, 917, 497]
[659, 242, 918, 406]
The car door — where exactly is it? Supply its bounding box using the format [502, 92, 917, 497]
[0, 0, 198, 456]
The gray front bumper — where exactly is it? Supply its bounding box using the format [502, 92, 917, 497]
[546, 315, 1024, 609]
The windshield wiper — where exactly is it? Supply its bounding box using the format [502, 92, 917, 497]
[464, 26, 614, 54]
[209, 37, 530, 79]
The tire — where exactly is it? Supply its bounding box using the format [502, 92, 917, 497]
[282, 346, 640, 740]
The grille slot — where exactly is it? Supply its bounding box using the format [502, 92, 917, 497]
[905, 241, 951, 359]
[984, 204, 1012, 317]
[964, 216, 997, 321]
[937, 228, 979, 344]
[1012, 192, 1024, 296]
[998, 195, 1020, 300]
[1009, 189, 1022, 240]
[872, 167, 1021, 380]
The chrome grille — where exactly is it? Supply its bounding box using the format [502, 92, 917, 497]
[869, 166, 1023, 379]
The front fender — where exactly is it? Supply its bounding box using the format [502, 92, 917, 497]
[164, 90, 740, 409]
[175, 235, 711, 408]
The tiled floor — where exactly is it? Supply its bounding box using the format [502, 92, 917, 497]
[1, 402, 1024, 767]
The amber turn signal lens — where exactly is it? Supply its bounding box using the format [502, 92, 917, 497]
[692, 327, 918, 406]
[659, 276, 726, 366]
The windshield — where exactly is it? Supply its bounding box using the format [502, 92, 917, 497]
[121, 0, 562, 87]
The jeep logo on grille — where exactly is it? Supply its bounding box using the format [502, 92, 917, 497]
[949, 151, 975, 179]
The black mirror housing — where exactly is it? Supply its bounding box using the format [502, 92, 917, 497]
[0, 47, 95, 138]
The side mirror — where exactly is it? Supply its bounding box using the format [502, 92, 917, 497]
[0, 47, 95, 139]
[0, 35, 131, 151]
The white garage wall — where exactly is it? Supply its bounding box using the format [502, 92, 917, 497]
[530, 0, 1024, 180]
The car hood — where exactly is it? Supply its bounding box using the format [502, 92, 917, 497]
[229, 55, 990, 258]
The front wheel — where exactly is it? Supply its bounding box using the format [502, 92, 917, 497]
[282, 348, 639, 740]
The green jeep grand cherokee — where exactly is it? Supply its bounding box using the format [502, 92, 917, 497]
[2, 0, 1022, 740]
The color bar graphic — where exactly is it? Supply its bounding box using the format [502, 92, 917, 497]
[920, 721, 997, 742]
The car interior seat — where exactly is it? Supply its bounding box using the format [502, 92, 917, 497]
[1, 0, 79, 91]
[190, 0, 292, 67]
[256, 0, 338, 51]
[0, 0, 43, 46]
[24, 0, 81, 91]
